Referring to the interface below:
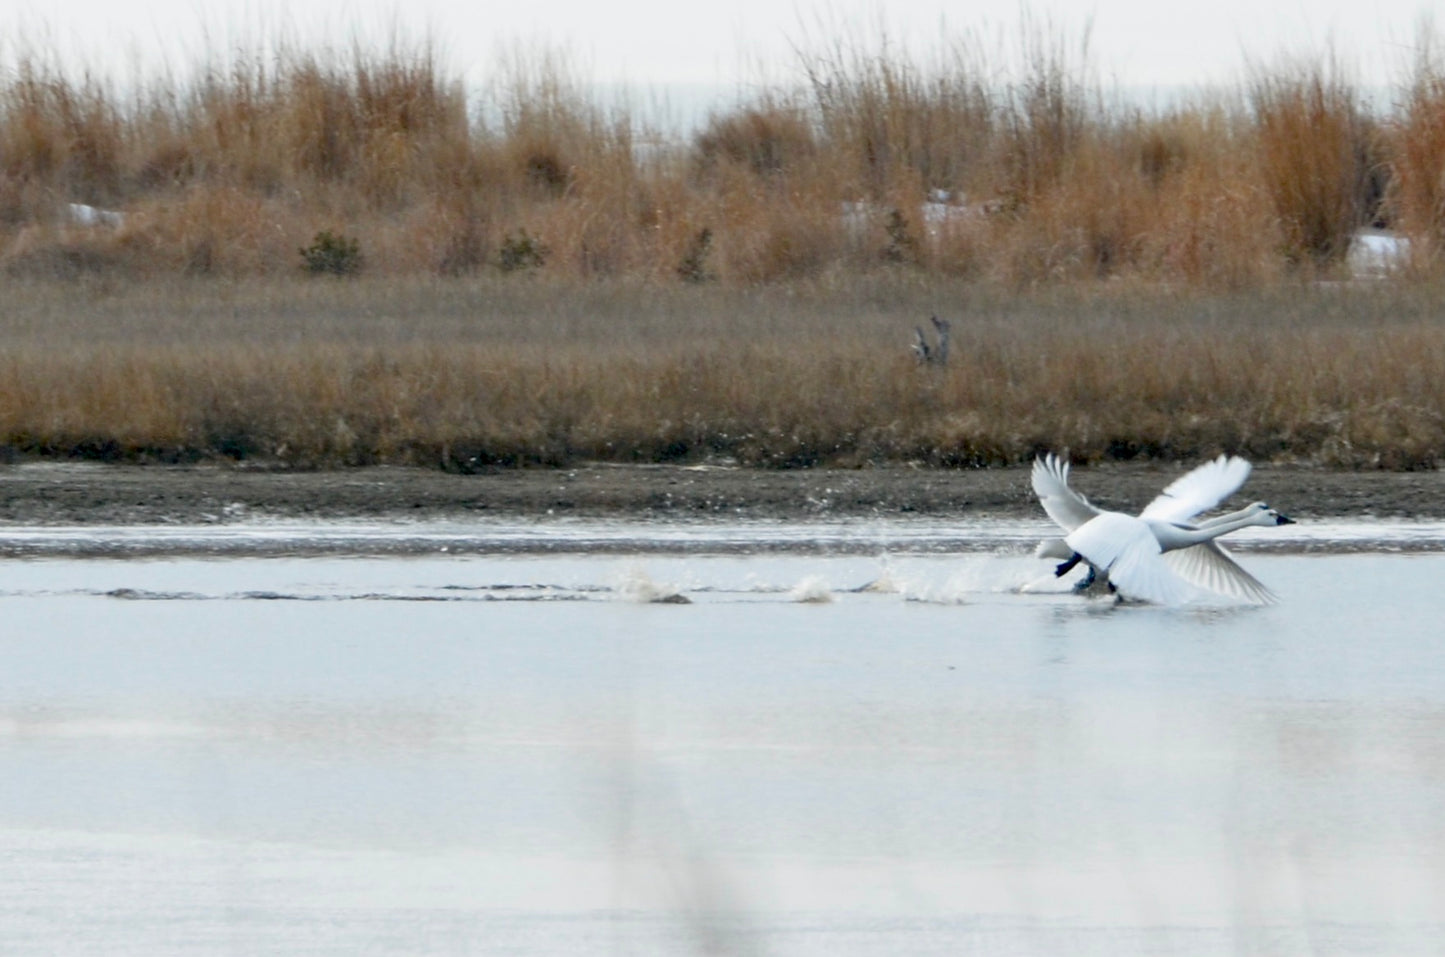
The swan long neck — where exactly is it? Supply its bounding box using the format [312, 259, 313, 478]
[1197, 505, 1258, 529]
[1158, 512, 1263, 548]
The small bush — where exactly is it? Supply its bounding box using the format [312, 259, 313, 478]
[883, 209, 918, 264]
[300, 230, 363, 276]
[693, 105, 815, 178]
[498, 229, 549, 272]
[1250, 57, 1370, 267]
[676, 227, 714, 282]
[1390, 38, 1445, 253]
[437, 211, 488, 276]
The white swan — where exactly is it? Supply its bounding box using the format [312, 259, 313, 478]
[1034, 500, 1270, 561]
[1031, 453, 1294, 604]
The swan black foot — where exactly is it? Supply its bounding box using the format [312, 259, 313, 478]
[1054, 553, 1083, 577]
[1071, 566, 1099, 593]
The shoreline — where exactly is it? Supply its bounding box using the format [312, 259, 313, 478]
[1, 461, 1441, 526]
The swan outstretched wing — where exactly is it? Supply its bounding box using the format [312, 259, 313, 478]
[1139, 455, 1252, 524]
[1031, 454, 1099, 532]
[1162, 541, 1277, 604]
[1066, 512, 1194, 605]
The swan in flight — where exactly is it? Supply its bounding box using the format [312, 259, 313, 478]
[1031, 453, 1294, 604]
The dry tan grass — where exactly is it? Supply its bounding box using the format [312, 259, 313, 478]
[0, 25, 1439, 285]
[1249, 53, 1376, 270]
[3, 275, 1445, 469]
[1389, 35, 1445, 266]
[4, 28, 1445, 470]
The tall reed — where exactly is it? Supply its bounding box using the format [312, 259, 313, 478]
[1249, 53, 1374, 269]
[0, 23, 1437, 285]
[1389, 34, 1445, 264]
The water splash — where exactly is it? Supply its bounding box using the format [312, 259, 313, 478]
[853, 555, 900, 594]
[614, 564, 691, 604]
[895, 555, 1054, 603]
[789, 575, 833, 604]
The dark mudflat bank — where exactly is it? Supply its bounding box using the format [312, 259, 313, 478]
[0, 461, 1441, 526]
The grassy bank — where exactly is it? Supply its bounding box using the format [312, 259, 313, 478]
[6, 26, 1445, 471]
[3, 276, 1444, 469]
[0, 25, 1443, 285]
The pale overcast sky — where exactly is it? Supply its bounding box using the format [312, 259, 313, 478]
[3, 0, 1437, 92]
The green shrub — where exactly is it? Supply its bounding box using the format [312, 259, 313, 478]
[300, 230, 363, 276]
[498, 229, 549, 272]
[676, 227, 714, 283]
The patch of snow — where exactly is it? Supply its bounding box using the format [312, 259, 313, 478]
[841, 194, 984, 241]
[66, 203, 125, 228]
[1348, 229, 1409, 278]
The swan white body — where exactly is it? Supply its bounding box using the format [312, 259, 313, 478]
[1033, 501, 1266, 562]
[1032, 454, 1294, 604]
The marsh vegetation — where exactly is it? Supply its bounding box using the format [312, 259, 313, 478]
[4, 25, 1445, 468]
[3, 277, 1445, 469]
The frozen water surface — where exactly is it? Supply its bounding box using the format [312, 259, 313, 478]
[1, 517, 1444, 955]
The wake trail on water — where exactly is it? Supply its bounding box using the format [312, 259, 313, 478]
[0, 551, 1247, 606]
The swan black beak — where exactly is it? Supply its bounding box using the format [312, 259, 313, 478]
[1276, 513, 1296, 525]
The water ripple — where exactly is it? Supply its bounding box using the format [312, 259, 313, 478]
[0, 516, 1441, 558]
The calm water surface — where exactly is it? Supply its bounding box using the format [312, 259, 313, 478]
[1, 518, 1442, 955]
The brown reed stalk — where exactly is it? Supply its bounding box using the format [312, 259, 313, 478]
[1249, 52, 1373, 269]
[1388, 31, 1445, 266]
